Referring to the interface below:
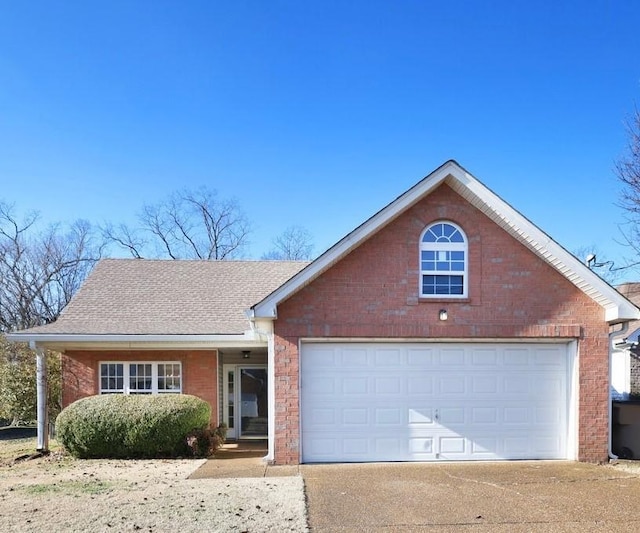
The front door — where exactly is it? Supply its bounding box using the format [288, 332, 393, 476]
[223, 365, 268, 439]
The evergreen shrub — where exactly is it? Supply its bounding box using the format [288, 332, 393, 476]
[56, 394, 211, 458]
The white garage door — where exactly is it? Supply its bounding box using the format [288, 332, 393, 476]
[301, 342, 570, 463]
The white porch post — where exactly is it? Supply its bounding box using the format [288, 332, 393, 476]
[31, 342, 49, 452]
[266, 331, 276, 463]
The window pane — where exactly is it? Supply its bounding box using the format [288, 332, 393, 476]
[422, 250, 435, 260]
[100, 363, 124, 393]
[423, 275, 436, 294]
[422, 223, 465, 243]
[449, 230, 464, 243]
[130, 364, 152, 391]
[422, 274, 465, 296]
[158, 363, 181, 392]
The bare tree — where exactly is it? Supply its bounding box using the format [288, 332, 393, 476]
[103, 187, 251, 260]
[262, 225, 314, 260]
[0, 202, 103, 331]
[0, 203, 102, 424]
[616, 107, 640, 269]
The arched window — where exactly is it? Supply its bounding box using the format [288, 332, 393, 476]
[420, 221, 468, 297]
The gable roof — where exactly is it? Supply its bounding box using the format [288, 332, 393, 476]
[253, 160, 640, 324]
[17, 259, 308, 337]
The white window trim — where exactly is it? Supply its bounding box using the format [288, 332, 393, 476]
[99, 361, 182, 395]
[419, 221, 468, 298]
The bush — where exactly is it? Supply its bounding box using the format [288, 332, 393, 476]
[186, 423, 227, 458]
[56, 394, 211, 458]
[0, 337, 62, 425]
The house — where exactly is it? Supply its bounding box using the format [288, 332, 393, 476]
[8, 160, 640, 464]
[612, 283, 640, 400]
[611, 282, 640, 457]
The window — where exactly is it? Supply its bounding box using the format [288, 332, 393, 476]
[99, 362, 182, 394]
[420, 221, 468, 297]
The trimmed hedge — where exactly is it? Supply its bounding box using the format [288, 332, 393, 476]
[56, 394, 211, 458]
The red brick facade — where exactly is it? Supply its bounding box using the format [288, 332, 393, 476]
[273, 184, 609, 464]
[61, 350, 219, 425]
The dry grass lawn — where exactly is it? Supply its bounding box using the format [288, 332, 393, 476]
[0, 431, 307, 532]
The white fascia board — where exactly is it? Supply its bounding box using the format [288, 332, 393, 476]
[447, 168, 640, 323]
[4, 332, 268, 351]
[252, 161, 456, 318]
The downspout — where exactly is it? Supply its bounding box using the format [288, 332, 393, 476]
[609, 322, 630, 461]
[30, 341, 49, 453]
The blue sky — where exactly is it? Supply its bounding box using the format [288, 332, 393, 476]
[1, 1, 640, 279]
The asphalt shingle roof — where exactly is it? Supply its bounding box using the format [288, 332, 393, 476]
[25, 259, 308, 335]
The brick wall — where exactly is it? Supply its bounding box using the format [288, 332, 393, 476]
[631, 351, 640, 396]
[62, 349, 219, 425]
[273, 184, 609, 464]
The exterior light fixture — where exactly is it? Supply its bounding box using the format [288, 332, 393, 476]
[439, 309, 448, 321]
[242, 350, 251, 359]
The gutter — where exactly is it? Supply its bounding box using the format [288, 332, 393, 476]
[5, 333, 255, 343]
[609, 322, 630, 462]
[4, 332, 269, 351]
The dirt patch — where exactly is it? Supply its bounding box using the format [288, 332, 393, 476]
[0, 452, 307, 532]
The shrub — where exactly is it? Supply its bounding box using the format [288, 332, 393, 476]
[56, 394, 211, 458]
[0, 337, 62, 425]
[186, 423, 227, 458]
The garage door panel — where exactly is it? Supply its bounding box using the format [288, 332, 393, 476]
[440, 436, 466, 454]
[301, 342, 569, 462]
[472, 375, 499, 393]
[307, 408, 336, 425]
[343, 408, 368, 425]
[471, 348, 499, 365]
[471, 407, 499, 424]
[342, 376, 368, 395]
[438, 348, 465, 364]
[340, 347, 368, 366]
[407, 348, 434, 365]
[374, 376, 403, 394]
[374, 348, 402, 366]
[409, 437, 434, 455]
[408, 408, 435, 424]
[503, 406, 532, 424]
[439, 407, 465, 425]
[375, 408, 403, 425]
[439, 376, 466, 394]
[408, 376, 434, 394]
[503, 348, 530, 365]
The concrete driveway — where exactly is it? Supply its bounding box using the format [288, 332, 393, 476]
[301, 461, 640, 532]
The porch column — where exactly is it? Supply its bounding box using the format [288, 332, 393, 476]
[266, 332, 276, 462]
[31, 342, 49, 452]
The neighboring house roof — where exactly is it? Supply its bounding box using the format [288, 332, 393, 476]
[18, 259, 308, 336]
[617, 282, 640, 311]
[614, 283, 640, 349]
[617, 327, 640, 349]
[253, 160, 640, 323]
